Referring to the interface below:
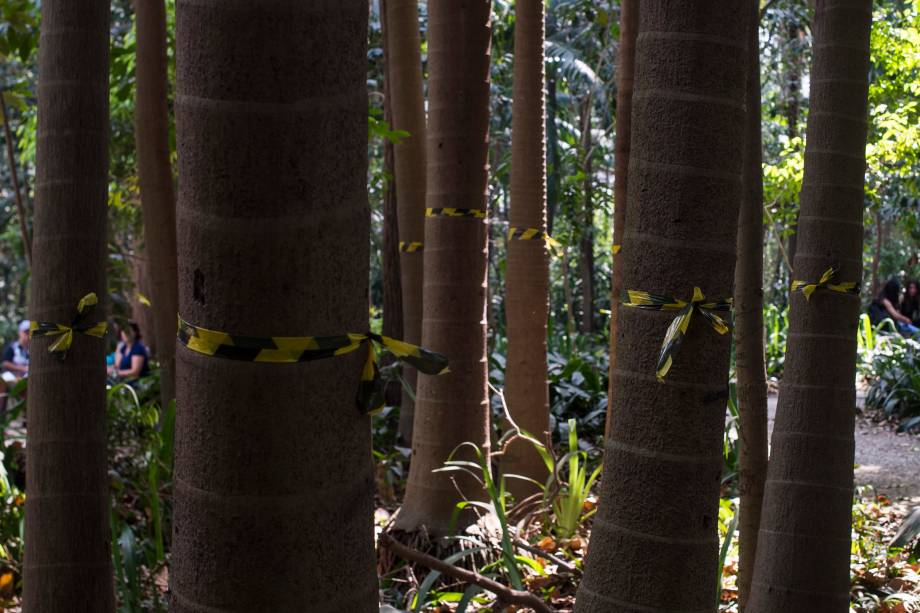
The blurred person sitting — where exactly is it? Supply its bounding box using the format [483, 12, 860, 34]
[869, 279, 919, 336]
[900, 279, 920, 326]
[0, 321, 30, 416]
[108, 321, 150, 382]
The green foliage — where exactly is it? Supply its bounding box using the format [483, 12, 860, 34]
[436, 441, 525, 590]
[548, 418, 600, 540]
[0, 0, 38, 65]
[764, 303, 789, 378]
[863, 319, 920, 431]
[716, 498, 739, 605]
[108, 377, 172, 611]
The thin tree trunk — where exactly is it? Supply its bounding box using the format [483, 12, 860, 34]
[503, 0, 550, 501]
[735, 1, 768, 608]
[129, 245, 157, 357]
[395, 0, 493, 535]
[575, 3, 748, 611]
[24, 1, 115, 610]
[871, 209, 883, 295]
[381, 0, 404, 408]
[385, 0, 427, 445]
[1, 94, 31, 267]
[562, 248, 577, 348]
[784, 20, 802, 140]
[134, 0, 178, 408]
[171, 3, 378, 611]
[747, 1, 871, 610]
[578, 98, 595, 334]
[605, 0, 637, 438]
[546, 65, 561, 236]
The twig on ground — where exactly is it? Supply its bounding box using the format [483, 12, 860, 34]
[513, 538, 580, 576]
[379, 533, 556, 613]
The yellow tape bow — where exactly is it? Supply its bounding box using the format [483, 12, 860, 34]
[399, 241, 423, 253]
[622, 287, 732, 381]
[508, 227, 562, 255]
[30, 293, 108, 358]
[426, 207, 487, 219]
[177, 317, 449, 413]
[791, 267, 858, 300]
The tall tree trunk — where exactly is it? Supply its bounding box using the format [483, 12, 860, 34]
[605, 0, 637, 437]
[134, 0, 178, 408]
[747, 1, 871, 610]
[395, 0, 493, 535]
[870, 209, 883, 295]
[24, 1, 115, 610]
[170, 3, 378, 611]
[578, 98, 595, 334]
[546, 65, 561, 236]
[381, 0, 405, 408]
[735, 1, 768, 608]
[385, 0, 427, 445]
[381, 139, 403, 346]
[503, 0, 550, 500]
[575, 3, 748, 611]
[784, 20, 803, 140]
[130, 244, 158, 357]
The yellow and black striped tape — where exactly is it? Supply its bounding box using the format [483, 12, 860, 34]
[508, 226, 562, 255]
[622, 287, 732, 381]
[30, 293, 108, 358]
[791, 267, 858, 300]
[399, 241, 423, 253]
[426, 208, 486, 219]
[177, 317, 449, 413]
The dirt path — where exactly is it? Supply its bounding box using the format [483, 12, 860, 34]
[768, 393, 920, 500]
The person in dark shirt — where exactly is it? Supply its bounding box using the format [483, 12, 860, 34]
[869, 279, 919, 336]
[1, 321, 30, 416]
[108, 321, 150, 380]
[900, 280, 920, 326]
[1, 321, 30, 385]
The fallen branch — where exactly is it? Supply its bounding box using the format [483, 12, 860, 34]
[513, 538, 580, 576]
[379, 533, 555, 613]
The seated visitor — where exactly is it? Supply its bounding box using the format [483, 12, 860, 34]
[1, 321, 30, 387]
[0, 321, 30, 417]
[869, 279, 919, 336]
[108, 321, 150, 381]
[900, 279, 920, 326]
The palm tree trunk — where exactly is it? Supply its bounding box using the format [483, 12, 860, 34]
[747, 1, 871, 610]
[134, 0, 178, 409]
[395, 0, 493, 535]
[605, 0, 637, 438]
[575, 3, 748, 611]
[381, 0, 405, 408]
[170, 3, 378, 611]
[735, 1, 768, 608]
[579, 98, 595, 334]
[546, 65, 561, 236]
[24, 1, 115, 610]
[129, 243, 157, 356]
[385, 0, 427, 445]
[503, 0, 550, 501]
[870, 209, 883, 295]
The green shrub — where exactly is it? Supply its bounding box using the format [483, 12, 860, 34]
[862, 316, 920, 432]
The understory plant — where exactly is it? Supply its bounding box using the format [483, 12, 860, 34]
[862, 315, 920, 432]
[549, 418, 601, 539]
